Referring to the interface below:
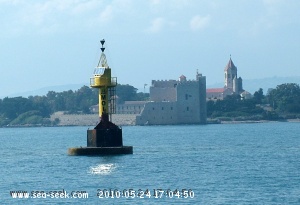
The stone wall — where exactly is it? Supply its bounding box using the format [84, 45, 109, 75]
[117, 101, 146, 114]
[199, 76, 207, 123]
[150, 80, 178, 101]
[176, 81, 200, 124]
[151, 80, 178, 88]
[150, 87, 176, 102]
[50, 112, 137, 126]
[136, 101, 177, 125]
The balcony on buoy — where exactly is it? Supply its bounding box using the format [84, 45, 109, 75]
[90, 67, 117, 88]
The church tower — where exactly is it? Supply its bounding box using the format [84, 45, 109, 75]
[224, 56, 237, 91]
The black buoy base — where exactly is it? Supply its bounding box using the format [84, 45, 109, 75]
[68, 114, 133, 156]
[68, 146, 133, 156]
[87, 128, 123, 147]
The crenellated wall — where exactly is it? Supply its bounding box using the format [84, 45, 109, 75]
[150, 80, 177, 101]
[151, 80, 178, 88]
[136, 75, 207, 125]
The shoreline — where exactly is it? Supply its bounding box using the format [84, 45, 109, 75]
[0, 114, 300, 128]
[219, 119, 300, 124]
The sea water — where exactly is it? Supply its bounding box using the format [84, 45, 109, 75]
[1, 122, 300, 204]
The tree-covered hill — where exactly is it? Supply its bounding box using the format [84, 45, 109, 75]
[0, 84, 149, 126]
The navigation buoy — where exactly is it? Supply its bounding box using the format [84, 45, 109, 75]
[68, 39, 133, 155]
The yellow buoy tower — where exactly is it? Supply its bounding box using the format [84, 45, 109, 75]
[90, 39, 116, 122]
[68, 39, 133, 155]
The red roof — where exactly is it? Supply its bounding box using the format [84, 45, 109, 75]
[206, 88, 224, 93]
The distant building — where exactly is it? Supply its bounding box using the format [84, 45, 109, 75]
[89, 104, 99, 113]
[117, 101, 146, 114]
[136, 71, 207, 125]
[90, 57, 250, 124]
[206, 88, 233, 100]
[206, 57, 249, 100]
[240, 91, 252, 100]
[91, 101, 146, 114]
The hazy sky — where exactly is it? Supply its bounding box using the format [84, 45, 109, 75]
[1, 0, 299, 96]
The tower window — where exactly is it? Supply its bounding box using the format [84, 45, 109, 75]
[187, 106, 189, 111]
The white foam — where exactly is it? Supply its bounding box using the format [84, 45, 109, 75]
[89, 163, 116, 175]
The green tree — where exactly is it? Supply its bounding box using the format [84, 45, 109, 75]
[28, 95, 51, 117]
[0, 83, 150, 126]
[267, 83, 300, 113]
[75, 86, 98, 113]
[206, 100, 215, 117]
[135, 92, 150, 101]
[253, 88, 264, 104]
[207, 95, 264, 119]
[1, 97, 32, 120]
[10, 110, 43, 125]
[116, 84, 138, 103]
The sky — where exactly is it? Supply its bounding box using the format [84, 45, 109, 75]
[1, 0, 300, 97]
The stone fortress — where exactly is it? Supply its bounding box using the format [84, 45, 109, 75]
[135, 71, 207, 125]
[113, 57, 251, 125]
[54, 57, 251, 126]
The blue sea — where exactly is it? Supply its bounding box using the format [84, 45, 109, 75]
[1, 122, 300, 204]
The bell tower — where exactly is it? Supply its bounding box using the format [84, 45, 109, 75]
[224, 56, 237, 90]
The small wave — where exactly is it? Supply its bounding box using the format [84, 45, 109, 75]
[89, 163, 116, 175]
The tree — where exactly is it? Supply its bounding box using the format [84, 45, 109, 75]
[10, 110, 43, 125]
[206, 94, 264, 119]
[28, 95, 51, 117]
[0, 83, 150, 126]
[206, 100, 215, 117]
[135, 92, 150, 101]
[116, 84, 138, 103]
[74, 86, 98, 113]
[267, 83, 300, 113]
[1, 97, 32, 120]
[253, 88, 264, 104]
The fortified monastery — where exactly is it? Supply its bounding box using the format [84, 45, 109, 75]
[113, 57, 251, 125]
[136, 71, 207, 125]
